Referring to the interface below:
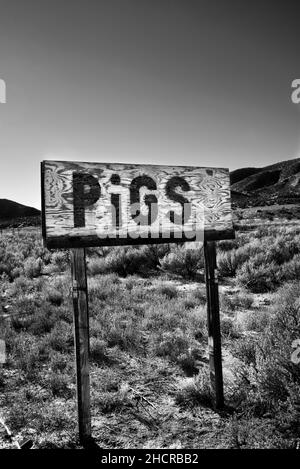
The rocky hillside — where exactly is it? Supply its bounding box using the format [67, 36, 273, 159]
[230, 158, 300, 208]
[0, 199, 40, 227]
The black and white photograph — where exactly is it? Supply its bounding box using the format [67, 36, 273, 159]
[0, 0, 300, 455]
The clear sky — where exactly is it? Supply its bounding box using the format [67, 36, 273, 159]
[0, 0, 300, 209]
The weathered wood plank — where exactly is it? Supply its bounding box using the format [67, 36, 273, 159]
[70, 248, 91, 444]
[42, 160, 234, 248]
[204, 241, 224, 409]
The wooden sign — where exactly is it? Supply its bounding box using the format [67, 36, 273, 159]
[40, 159, 233, 445]
[41, 160, 233, 248]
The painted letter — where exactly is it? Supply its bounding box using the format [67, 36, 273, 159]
[130, 175, 158, 225]
[73, 172, 101, 227]
[166, 176, 191, 225]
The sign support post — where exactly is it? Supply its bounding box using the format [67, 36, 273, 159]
[70, 248, 91, 445]
[204, 240, 224, 409]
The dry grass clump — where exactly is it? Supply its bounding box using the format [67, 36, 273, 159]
[218, 227, 300, 292]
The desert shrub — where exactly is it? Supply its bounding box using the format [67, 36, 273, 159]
[28, 311, 56, 335]
[123, 276, 138, 291]
[142, 299, 207, 351]
[182, 289, 207, 311]
[152, 328, 190, 361]
[90, 338, 111, 364]
[177, 353, 198, 376]
[221, 316, 241, 339]
[86, 246, 111, 258]
[14, 293, 40, 310]
[220, 294, 236, 314]
[40, 248, 52, 265]
[105, 322, 139, 352]
[89, 318, 103, 339]
[219, 293, 235, 314]
[47, 372, 72, 398]
[175, 368, 213, 408]
[88, 274, 121, 302]
[160, 247, 203, 279]
[88, 246, 156, 277]
[236, 259, 279, 293]
[218, 234, 300, 282]
[10, 299, 61, 334]
[242, 310, 271, 332]
[188, 289, 206, 305]
[6, 275, 33, 296]
[45, 321, 73, 353]
[266, 237, 300, 265]
[270, 282, 300, 338]
[236, 292, 254, 309]
[218, 250, 245, 277]
[231, 337, 258, 366]
[10, 312, 35, 332]
[9, 334, 49, 377]
[50, 352, 69, 373]
[5, 400, 29, 431]
[279, 254, 300, 283]
[87, 257, 107, 276]
[256, 356, 291, 403]
[95, 390, 129, 414]
[0, 261, 12, 277]
[0, 322, 17, 355]
[144, 301, 183, 333]
[50, 251, 69, 271]
[0, 369, 5, 389]
[24, 257, 43, 278]
[223, 415, 292, 449]
[46, 288, 64, 306]
[217, 239, 239, 251]
[229, 281, 300, 417]
[156, 283, 178, 299]
[54, 305, 73, 324]
[0, 249, 25, 280]
[42, 263, 61, 275]
[142, 244, 171, 268]
[221, 292, 253, 314]
[108, 246, 155, 276]
[10, 266, 23, 279]
[217, 240, 263, 277]
[189, 307, 208, 341]
[177, 346, 206, 376]
[183, 294, 198, 310]
[28, 403, 75, 436]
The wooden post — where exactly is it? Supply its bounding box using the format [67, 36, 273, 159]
[70, 248, 91, 445]
[204, 241, 224, 409]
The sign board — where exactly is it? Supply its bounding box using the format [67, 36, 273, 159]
[41, 160, 233, 249]
[41, 159, 233, 444]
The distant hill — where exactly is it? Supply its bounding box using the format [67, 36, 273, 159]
[230, 158, 300, 208]
[230, 167, 261, 185]
[0, 199, 40, 221]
